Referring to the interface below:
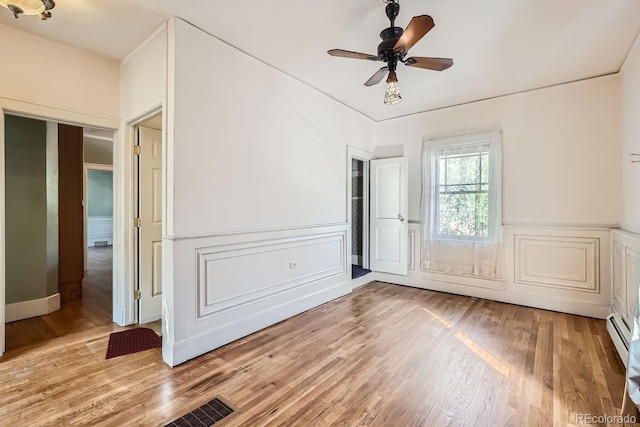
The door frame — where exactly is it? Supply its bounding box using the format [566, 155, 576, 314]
[83, 163, 114, 270]
[135, 123, 163, 324]
[0, 99, 119, 357]
[128, 107, 164, 325]
[347, 146, 373, 274]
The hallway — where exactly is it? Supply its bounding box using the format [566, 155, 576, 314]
[4, 246, 114, 353]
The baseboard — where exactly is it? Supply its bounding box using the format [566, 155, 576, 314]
[376, 272, 610, 319]
[164, 280, 351, 367]
[5, 293, 61, 323]
[352, 272, 375, 289]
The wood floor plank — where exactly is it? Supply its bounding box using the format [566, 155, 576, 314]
[0, 259, 629, 426]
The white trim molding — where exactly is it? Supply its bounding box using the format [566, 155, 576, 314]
[376, 223, 611, 319]
[5, 293, 60, 323]
[195, 231, 346, 320]
[352, 272, 375, 289]
[163, 223, 350, 367]
[514, 234, 599, 293]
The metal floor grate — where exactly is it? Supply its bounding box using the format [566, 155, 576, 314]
[165, 397, 234, 427]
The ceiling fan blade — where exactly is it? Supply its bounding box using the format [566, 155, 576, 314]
[327, 49, 379, 61]
[364, 67, 389, 86]
[405, 57, 453, 71]
[394, 15, 435, 53]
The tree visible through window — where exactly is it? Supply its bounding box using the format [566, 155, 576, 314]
[436, 144, 490, 239]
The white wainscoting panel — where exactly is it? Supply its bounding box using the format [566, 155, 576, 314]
[612, 240, 625, 316]
[608, 230, 640, 364]
[87, 216, 113, 246]
[196, 233, 345, 319]
[164, 223, 350, 366]
[514, 235, 599, 293]
[625, 247, 640, 324]
[375, 224, 611, 319]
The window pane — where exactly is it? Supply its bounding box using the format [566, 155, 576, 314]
[435, 145, 491, 239]
[480, 153, 489, 183]
[442, 153, 480, 186]
[438, 192, 489, 238]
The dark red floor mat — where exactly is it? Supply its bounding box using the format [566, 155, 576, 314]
[105, 327, 161, 359]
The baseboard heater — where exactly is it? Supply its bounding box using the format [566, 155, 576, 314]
[607, 313, 631, 368]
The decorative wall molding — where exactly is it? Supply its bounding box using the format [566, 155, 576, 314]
[195, 231, 346, 320]
[166, 222, 349, 241]
[608, 229, 640, 364]
[5, 293, 60, 323]
[87, 216, 113, 246]
[514, 235, 599, 293]
[166, 223, 351, 366]
[377, 223, 611, 319]
[612, 240, 625, 317]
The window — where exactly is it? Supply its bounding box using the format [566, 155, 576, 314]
[421, 131, 502, 278]
[435, 142, 491, 240]
[423, 131, 502, 243]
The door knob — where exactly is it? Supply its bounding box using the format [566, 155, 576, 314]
[398, 214, 405, 223]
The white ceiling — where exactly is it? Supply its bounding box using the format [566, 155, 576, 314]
[3, 0, 640, 121]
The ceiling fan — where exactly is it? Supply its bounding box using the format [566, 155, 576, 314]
[328, 0, 453, 105]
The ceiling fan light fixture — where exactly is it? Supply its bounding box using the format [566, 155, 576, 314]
[384, 71, 402, 105]
[0, 0, 54, 19]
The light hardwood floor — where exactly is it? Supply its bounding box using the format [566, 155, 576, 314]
[1, 253, 627, 426]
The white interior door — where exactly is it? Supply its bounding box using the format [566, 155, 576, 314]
[370, 157, 408, 275]
[138, 126, 162, 323]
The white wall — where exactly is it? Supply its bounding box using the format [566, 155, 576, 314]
[171, 20, 375, 237]
[164, 18, 375, 366]
[0, 24, 118, 119]
[116, 24, 168, 327]
[120, 26, 167, 123]
[375, 75, 621, 318]
[377, 75, 621, 226]
[621, 33, 640, 234]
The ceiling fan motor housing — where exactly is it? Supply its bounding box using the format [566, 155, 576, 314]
[379, 1, 404, 70]
[378, 27, 404, 64]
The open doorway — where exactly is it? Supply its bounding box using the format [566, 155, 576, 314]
[351, 158, 370, 279]
[82, 129, 114, 332]
[3, 115, 116, 352]
[83, 128, 114, 271]
[348, 147, 373, 284]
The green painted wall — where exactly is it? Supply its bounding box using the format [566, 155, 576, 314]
[5, 115, 49, 304]
[87, 169, 113, 217]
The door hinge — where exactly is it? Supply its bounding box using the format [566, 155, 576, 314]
[133, 289, 141, 300]
[133, 217, 141, 228]
[133, 145, 141, 155]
